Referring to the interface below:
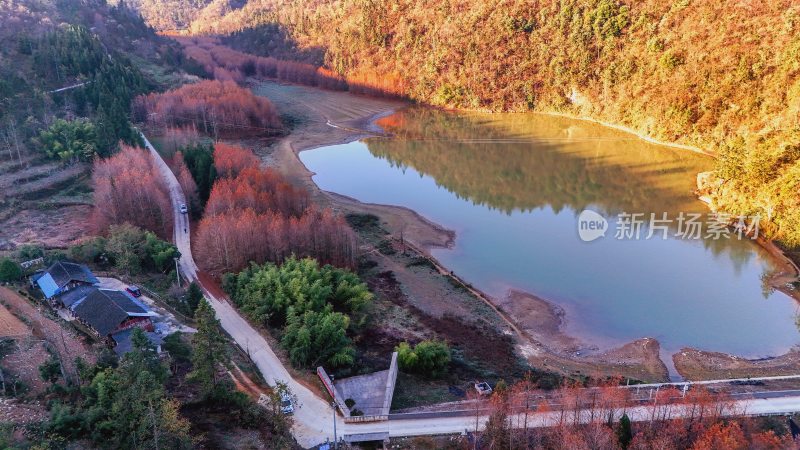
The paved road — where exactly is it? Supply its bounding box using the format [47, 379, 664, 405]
[142, 133, 338, 447]
[142, 132, 800, 447]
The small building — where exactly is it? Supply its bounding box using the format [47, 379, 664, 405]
[34, 261, 99, 299]
[111, 328, 164, 356]
[318, 352, 398, 423]
[70, 288, 154, 338]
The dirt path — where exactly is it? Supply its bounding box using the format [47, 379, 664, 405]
[227, 363, 271, 400]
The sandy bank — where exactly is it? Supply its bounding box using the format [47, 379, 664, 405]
[499, 290, 669, 382]
[674, 348, 800, 381]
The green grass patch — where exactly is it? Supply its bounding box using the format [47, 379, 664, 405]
[346, 213, 382, 231]
[377, 239, 396, 255]
[405, 256, 435, 270]
[390, 372, 459, 410]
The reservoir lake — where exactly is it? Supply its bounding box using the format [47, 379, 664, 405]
[299, 108, 799, 365]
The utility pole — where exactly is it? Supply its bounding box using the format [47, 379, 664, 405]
[473, 394, 479, 450]
[332, 400, 338, 449]
[331, 374, 338, 450]
[174, 257, 180, 286]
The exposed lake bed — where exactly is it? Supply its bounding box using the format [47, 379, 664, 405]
[298, 106, 800, 380]
[250, 81, 800, 381]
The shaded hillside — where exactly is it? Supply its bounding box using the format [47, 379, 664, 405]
[0, 0, 197, 248]
[151, 0, 799, 149]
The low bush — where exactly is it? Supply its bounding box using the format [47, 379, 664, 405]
[0, 258, 22, 282]
[396, 340, 451, 378]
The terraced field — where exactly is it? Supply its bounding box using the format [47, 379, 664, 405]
[0, 153, 92, 249]
[0, 303, 29, 338]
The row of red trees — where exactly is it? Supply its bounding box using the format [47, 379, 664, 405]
[469, 377, 793, 449]
[195, 207, 356, 275]
[132, 80, 282, 138]
[173, 36, 404, 97]
[92, 144, 172, 238]
[195, 143, 356, 274]
[205, 171, 308, 219]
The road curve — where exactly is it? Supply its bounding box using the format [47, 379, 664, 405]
[142, 133, 339, 447]
[142, 132, 800, 447]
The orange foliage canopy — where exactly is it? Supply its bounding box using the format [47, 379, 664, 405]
[133, 80, 281, 138]
[690, 422, 748, 450]
[195, 150, 355, 274]
[195, 206, 356, 274]
[92, 144, 172, 238]
[213, 142, 259, 178]
[205, 164, 308, 218]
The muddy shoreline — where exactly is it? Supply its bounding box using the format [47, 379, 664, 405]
[254, 80, 800, 382]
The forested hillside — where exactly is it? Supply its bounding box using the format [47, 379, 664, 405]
[0, 0, 201, 159]
[0, 0, 202, 248]
[130, 0, 800, 250]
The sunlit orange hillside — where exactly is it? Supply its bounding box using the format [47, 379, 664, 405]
[128, 0, 800, 248]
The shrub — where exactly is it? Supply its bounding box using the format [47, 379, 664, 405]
[395, 340, 451, 378]
[16, 244, 44, 260]
[377, 240, 396, 255]
[0, 258, 22, 282]
[36, 119, 97, 162]
[396, 342, 418, 369]
[659, 50, 685, 70]
[97, 224, 179, 275]
[590, 0, 630, 40]
[68, 237, 109, 266]
[186, 282, 203, 315]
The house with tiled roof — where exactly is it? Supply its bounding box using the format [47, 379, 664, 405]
[33, 261, 99, 299]
[55, 285, 96, 309]
[111, 328, 164, 356]
[70, 288, 154, 337]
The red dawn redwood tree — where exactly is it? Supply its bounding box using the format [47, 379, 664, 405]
[93, 144, 172, 238]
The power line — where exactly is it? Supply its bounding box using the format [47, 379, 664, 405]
[146, 112, 284, 133]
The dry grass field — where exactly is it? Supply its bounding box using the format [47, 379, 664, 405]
[0, 303, 29, 338]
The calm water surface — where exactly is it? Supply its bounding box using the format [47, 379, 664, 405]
[300, 108, 799, 359]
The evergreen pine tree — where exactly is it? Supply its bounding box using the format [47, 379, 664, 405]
[188, 300, 227, 398]
[616, 413, 633, 449]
